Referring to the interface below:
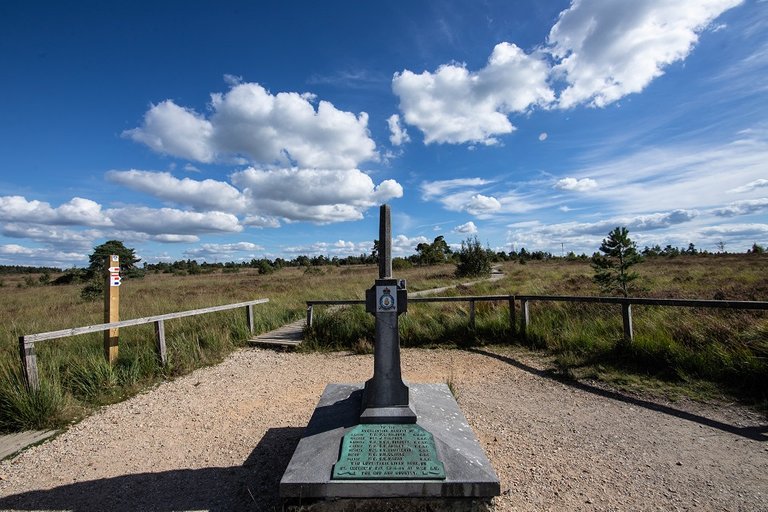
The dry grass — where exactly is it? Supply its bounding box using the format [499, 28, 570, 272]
[1, 255, 766, 430]
[307, 255, 768, 406]
[0, 264, 457, 431]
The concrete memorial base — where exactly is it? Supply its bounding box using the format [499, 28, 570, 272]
[282, 497, 492, 512]
[280, 383, 500, 509]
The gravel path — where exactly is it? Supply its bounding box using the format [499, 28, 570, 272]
[0, 346, 765, 511]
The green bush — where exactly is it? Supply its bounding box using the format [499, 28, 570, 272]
[392, 258, 412, 271]
[455, 236, 492, 278]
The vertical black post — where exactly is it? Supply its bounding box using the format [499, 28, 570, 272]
[379, 204, 392, 279]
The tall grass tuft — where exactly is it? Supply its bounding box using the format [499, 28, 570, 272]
[0, 360, 65, 431]
[303, 306, 374, 352]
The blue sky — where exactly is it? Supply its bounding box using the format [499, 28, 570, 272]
[1, 0, 767, 267]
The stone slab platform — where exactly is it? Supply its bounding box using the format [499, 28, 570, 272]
[0, 430, 57, 460]
[280, 383, 500, 501]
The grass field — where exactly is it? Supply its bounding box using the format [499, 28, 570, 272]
[305, 255, 768, 406]
[1, 255, 766, 431]
[0, 264, 456, 431]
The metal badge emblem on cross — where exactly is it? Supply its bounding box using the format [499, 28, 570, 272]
[377, 286, 396, 311]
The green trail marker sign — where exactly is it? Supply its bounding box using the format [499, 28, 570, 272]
[333, 424, 445, 480]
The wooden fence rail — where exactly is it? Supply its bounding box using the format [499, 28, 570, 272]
[306, 294, 767, 345]
[19, 298, 269, 391]
[306, 295, 516, 331]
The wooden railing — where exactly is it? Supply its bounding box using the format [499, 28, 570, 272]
[18, 298, 269, 391]
[306, 294, 767, 344]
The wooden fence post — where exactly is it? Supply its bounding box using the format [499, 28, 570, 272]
[18, 336, 40, 391]
[622, 303, 634, 343]
[104, 254, 120, 364]
[520, 299, 530, 340]
[154, 320, 167, 365]
[508, 296, 516, 335]
[469, 300, 476, 329]
[245, 304, 255, 335]
[307, 304, 314, 327]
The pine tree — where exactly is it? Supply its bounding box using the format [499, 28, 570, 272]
[591, 227, 642, 297]
[81, 240, 142, 301]
[85, 240, 142, 279]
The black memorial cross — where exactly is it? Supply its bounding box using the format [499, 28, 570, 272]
[361, 204, 416, 424]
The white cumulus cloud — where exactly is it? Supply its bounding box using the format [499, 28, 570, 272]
[392, 1, 741, 145]
[712, 198, 768, 217]
[0, 244, 87, 265]
[465, 194, 502, 215]
[125, 82, 377, 169]
[393, 42, 553, 145]
[124, 101, 215, 162]
[392, 234, 430, 255]
[106, 170, 248, 213]
[455, 221, 478, 234]
[387, 114, 410, 146]
[0, 196, 111, 227]
[549, 0, 743, 108]
[555, 177, 598, 192]
[231, 167, 403, 224]
[420, 178, 512, 217]
[108, 207, 243, 236]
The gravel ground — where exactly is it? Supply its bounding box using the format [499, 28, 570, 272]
[0, 345, 766, 511]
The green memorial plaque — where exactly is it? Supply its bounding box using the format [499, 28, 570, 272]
[332, 423, 446, 480]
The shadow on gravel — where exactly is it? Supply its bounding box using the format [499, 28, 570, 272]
[469, 348, 768, 443]
[0, 426, 302, 511]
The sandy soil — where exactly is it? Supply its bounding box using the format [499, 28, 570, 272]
[0, 345, 766, 511]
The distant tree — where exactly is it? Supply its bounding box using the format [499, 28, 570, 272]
[38, 270, 51, 285]
[642, 245, 662, 257]
[86, 240, 142, 279]
[750, 243, 765, 254]
[392, 257, 412, 271]
[661, 244, 680, 258]
[255, 259, 275, 275]
[415, 236, 451, 266]
[716, 241, 727, 253]
[455, 236, 492, 278]
[81, 240, 142, 301]
[591, 227, 643, 297]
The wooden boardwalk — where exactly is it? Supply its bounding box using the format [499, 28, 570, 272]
[248, 319, 305, 347]
[0, 430, 56, 461]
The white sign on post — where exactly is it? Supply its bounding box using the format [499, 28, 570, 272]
[107, 266, 120, 273]
[110, 275, 122, 287]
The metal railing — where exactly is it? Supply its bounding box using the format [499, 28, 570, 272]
[18, 298, 269, 391]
